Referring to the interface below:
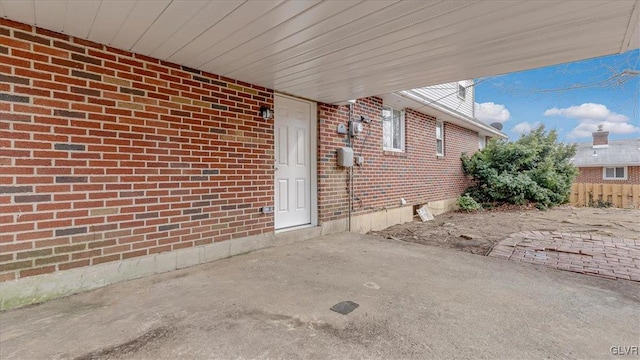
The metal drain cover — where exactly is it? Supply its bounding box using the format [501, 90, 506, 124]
[330, 301, 359, 315]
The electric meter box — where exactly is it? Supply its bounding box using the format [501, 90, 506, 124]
[337, 147, 354, 167]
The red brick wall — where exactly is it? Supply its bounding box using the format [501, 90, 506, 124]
[0, 18, 486, 283]
[575, 166, 640, 184]
[0, 19, 274, 282]
[318, 98, 479, 223]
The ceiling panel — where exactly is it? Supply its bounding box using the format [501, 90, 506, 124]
[199, 0, 361, 72]
[2, 0, 35, 25]
[34, 0, 67, 31]
[166, 0, 283, 65]
[1, 0, 637, 104]
[148, 1, 242, 59]
[210, 0, 395, 76]
[191, 0, 320, 68]
[274, 2, 625, 91]
[62, 0, 100, 39]
[278, 0, 614, 87]
[249, 1, 518, 87]
[225, 0, 438, 79]
[88, 0, 136, 46]
[129, 0, 209, 55]
[110, 0, 171, 50]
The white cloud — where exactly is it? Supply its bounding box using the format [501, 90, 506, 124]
[475, 102, 511, 123]
[512, 122, 540, 135]
[544, 103, 629, 123]
[567, 120, 639, 139]
[544, 103, 638, 139]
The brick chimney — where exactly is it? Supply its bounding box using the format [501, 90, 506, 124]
[592, 125, 609, 146]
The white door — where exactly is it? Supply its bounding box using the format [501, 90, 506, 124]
[274, 95, 312, 229]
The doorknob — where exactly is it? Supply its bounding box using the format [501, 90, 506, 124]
[274, 160, 278, 171]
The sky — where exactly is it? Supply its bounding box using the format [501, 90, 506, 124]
[474, 49, 639, 143]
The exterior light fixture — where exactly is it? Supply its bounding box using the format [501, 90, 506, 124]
[259, 106, 273, 120]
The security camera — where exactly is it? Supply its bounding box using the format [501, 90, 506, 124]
[360, 115, 371, 123]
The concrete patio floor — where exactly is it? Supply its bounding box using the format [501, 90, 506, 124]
[1, 232, 639, 359]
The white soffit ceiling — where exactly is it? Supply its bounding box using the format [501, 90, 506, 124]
[1, 0, 638, 104]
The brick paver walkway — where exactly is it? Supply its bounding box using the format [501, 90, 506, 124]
[489, 231, 640, 282]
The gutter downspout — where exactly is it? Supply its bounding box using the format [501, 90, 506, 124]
[347, 102, 353, 232]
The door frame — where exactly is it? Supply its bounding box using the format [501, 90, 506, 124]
[273, 93, 318, 231]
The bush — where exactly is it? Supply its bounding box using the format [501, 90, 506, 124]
[457, 194, 482, 212]
[461, 125, 578, 210]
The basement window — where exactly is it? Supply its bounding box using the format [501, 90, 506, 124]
[436, 121, 444, 156]
[603, 167, 627, 180]
[382, 106, 404, 151]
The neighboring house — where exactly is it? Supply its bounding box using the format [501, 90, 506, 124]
[0, 9, 622, 308]
[572, 127, 640, 184]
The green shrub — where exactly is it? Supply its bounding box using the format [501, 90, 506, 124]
[461, 125, 578, 210]
[457, 194, 482, 212]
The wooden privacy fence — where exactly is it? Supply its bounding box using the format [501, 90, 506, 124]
[570, 183, 640, 208]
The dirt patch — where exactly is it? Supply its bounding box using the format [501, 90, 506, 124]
[370, 207, 640, 255]
[74, 325, 176, 360]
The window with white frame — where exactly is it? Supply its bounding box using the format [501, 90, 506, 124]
[382, 106, 404, 151]
[436, 121, 444, 156]
[478, 134, 486, 149]
[457, 83, 466, 100]
[603, 167, 627, 180]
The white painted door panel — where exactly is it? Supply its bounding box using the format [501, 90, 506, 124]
[274, 95, 311, 229]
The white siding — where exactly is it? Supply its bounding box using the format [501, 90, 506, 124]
[410, 80, 474, 119]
